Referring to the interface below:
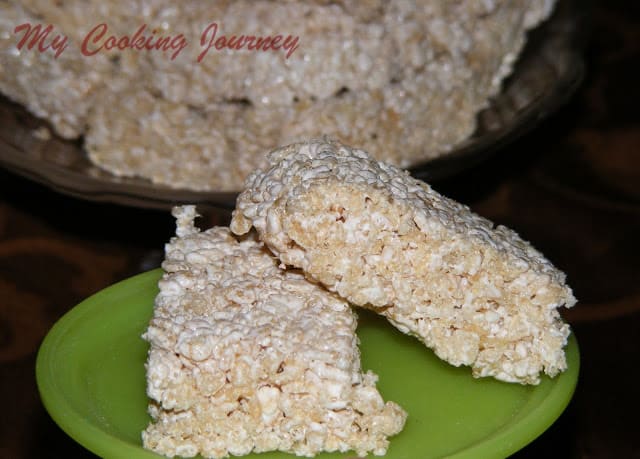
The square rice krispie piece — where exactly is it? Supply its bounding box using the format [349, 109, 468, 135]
[142, 206, 406, 458]
[231, 140, 577, 385]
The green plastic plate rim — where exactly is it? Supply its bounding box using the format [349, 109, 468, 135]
[36, 269, 579, 459]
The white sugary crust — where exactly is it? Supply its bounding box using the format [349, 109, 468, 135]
[142, 205, 406, 458]
[231, 140, 577, 385]
[2, 0, 555, 190]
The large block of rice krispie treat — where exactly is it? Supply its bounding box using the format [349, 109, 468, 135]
[142, 206, 406, 458]
[85, 0, 557, 191]
[1, 0, 557, 191]
[230, 140, 577, 385]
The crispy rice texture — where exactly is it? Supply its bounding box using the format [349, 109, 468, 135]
[142, 206, 406, 458]
[2, 0, 555, 190]
[231, 140, 577, 385]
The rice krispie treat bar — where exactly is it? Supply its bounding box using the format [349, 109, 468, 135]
[231, 140, 577, 385]
[143, 206, 406, 458]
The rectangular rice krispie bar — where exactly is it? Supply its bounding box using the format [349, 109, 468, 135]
[142, 206, 406, 458]
[231, 140, 577, 385]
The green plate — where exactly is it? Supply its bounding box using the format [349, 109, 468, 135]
[36, 269, 579, 459]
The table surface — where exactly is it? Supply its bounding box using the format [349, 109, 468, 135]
[1, 2, 639, 458]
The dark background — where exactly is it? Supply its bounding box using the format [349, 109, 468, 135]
[1, 1, 639, 457]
